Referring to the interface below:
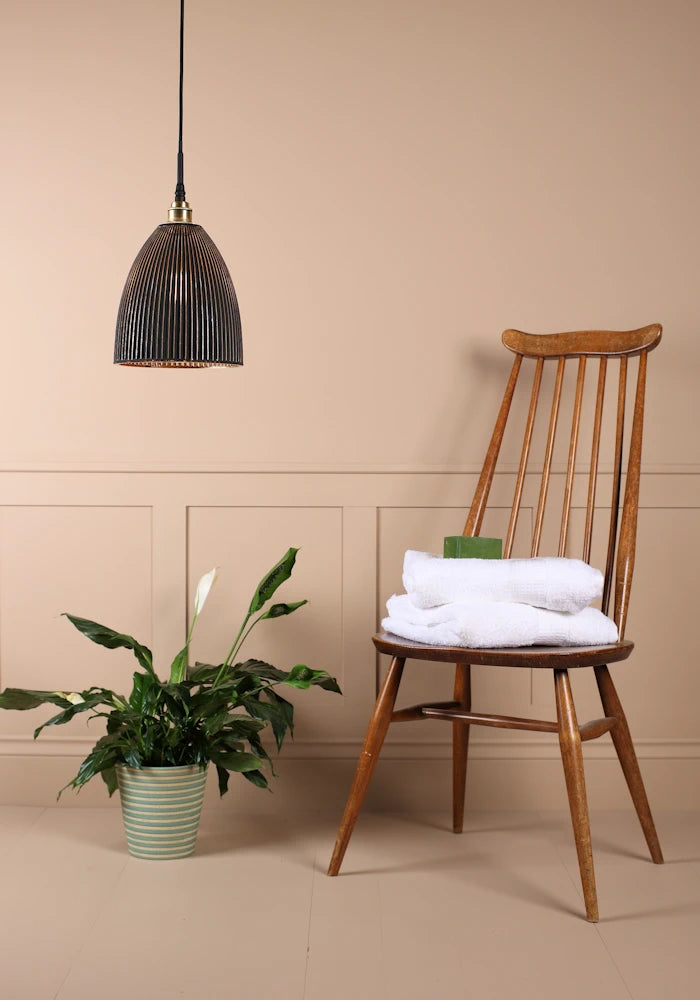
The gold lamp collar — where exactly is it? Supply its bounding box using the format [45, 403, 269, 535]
[168, 199, 193, 223]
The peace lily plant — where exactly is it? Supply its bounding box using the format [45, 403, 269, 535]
[0, 548, 340, 858]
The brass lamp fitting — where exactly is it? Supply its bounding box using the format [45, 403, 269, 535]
[168, 199, 193, 223]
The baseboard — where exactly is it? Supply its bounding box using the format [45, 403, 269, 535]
[1, 735, 697, 760]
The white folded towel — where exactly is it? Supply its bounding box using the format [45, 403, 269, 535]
[403, 550, 603, 615]
[383, 593, 618, 649]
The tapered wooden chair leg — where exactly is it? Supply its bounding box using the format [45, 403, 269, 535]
[328, 657, 405, 876]
[452, 664, 471, 833]
[554, 669, 599, 922]
[594, 664, 664, 864]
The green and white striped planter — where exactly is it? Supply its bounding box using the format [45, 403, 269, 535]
[116, 763, 208, 860]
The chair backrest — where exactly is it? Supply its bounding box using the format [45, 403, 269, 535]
[463, 325, 662, 638]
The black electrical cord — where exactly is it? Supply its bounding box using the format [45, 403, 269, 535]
[174, 0, 186, 201]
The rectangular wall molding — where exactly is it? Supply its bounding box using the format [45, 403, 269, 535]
[0, 467, 697, 807]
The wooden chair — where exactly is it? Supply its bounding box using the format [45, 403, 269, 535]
[328, 325, 664, 922]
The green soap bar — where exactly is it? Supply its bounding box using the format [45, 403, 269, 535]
[443, 536, 502, 559]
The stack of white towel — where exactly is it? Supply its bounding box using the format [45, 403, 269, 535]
[382, 550, 619, 649]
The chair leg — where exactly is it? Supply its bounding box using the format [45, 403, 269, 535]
[554, 669, 599, 922]
[452, 663, 471, 833]
[594, 664, 664, 864]
[327, 656, 405, 876]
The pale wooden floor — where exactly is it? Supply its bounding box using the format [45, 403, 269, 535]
[0, 807, 698, 1000]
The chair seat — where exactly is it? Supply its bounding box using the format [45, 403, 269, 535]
[372, 631, 634, 669]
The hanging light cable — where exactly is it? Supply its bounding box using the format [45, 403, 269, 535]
[114, 0, 242, 367]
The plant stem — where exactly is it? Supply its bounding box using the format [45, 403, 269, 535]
[230, 615, 263, 664]
[222, 614, 250, 669]
[213, 612, 264, 689]
[186, 607, 198, 646]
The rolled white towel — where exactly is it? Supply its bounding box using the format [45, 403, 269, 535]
[403, 550, 603, 614]
[382, 593, 618, 649]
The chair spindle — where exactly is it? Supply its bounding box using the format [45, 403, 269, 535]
[582, 358, 607, 564]
[464, 354, 522, 537]
[504, 358, 544, 557]
[602, 357, 628, 615]
[614, 352, 648, 638]
[531, 357, 566, 557]
[558, 357, 587, 556]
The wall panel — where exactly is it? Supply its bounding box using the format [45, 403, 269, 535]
[0, 468, 696, 808]
[0, 505, 152, 741]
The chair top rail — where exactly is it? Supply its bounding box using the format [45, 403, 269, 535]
[502, 325, 661, 359]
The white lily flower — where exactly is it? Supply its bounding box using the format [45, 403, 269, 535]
[54, 691, 85, 705]
[193, 567, 218, 617]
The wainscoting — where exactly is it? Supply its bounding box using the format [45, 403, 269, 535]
[0, 463, 698, 810]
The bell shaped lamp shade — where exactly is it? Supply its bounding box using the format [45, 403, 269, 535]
[114, 0, 242, 368]
[114, 220, 242, 368]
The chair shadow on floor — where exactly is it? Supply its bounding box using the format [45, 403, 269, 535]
[400, 811, 552, 836]
[323, 846, 584, 920]
[322, 829, 700, 924]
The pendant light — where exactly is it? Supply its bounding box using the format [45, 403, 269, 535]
[114, 0, 242, 367]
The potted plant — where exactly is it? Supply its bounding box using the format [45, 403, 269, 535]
[0, 548, 340, 859]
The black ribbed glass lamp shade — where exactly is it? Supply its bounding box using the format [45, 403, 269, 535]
[114, 222, 242, 367]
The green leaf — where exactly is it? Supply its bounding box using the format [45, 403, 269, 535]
[106, 713, 125, 735]
[100, 766, 119, 797]
[122, 745, 142, 769]
[248, 733, 275, 776]
[0, 688, 73, 712]
[203, 708, 266, 742]
[34, 707, 79, 738]
[32, 689, 116, 739]
[63, 615, 154, 675]
[284, 664, 342, 694]
[215, 764, 230, 796]
[187, 663, 221, 683]
[314, 675, 342, 693]
[247, 732, 271, 761]
[264, 689, 295, 746]
[248, 548, 299, 614]
[258, 600, 308, 621]
[165, 683, 190, 707]
[217, 738, 245, 753]
[189, 680, 240, 718]
[220, 716, 266, 739]
[243, 690, 294, 751]
[129, 671, 160, 714]
[208, 750, 263, 772]
[59, 733, 122, 798]
[169, 644, 189, 685]
[242, 768, 269, 790]
[0, 687, 118, 739]
[233, 659, 289, 683]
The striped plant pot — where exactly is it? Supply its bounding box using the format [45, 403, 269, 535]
[116, 763, 208, 860]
